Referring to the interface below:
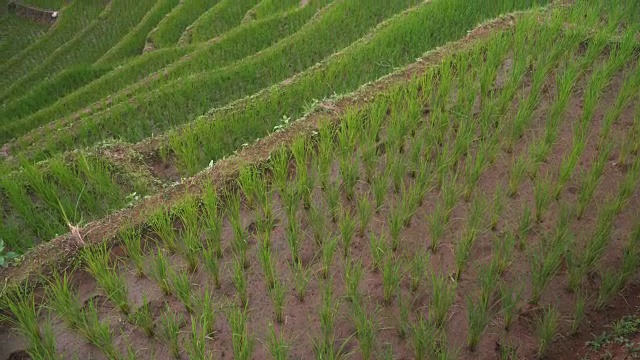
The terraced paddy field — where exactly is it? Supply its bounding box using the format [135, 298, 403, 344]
[0, 0, 639, 359]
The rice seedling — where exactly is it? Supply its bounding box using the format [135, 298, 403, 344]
[388, 203, 403, 252]
[158, 305, 183, 359]
[369, 232, 386, 273]
[170, 268, 194, 313]
[508, 155, 528, 197]
[150, 249, 172, 295]
[372, 170, 390, 212]
[411, 316, 439, 360]
[232, 256, 248, 307]
[79, 300, 118, 359]
[227, 305, 254, 360]
[177, 197, 203, 272]
[3, 288, 59, 360]
[535, 306, 560, 358]
[258, 238, 276, 289]
[357, 194, 374, 237]
[570, 291, 586, 335]
[202, 184, 223, 258]
[382, 253, 401, 306]
[596, 268, 624, 310]
[267, 323, 290, 360]
[319, 278, 339, 348]
[490, 186, 506, 231]
[492, 231, 517, 275]
[529, 230, 568, 304]
[202, 244, 221, 289]
[130, 296, 154, 337]
[576, 145, 611, 219]
[350, 301, 377, 360]
[389, 153, 407, 194]
[428, 205, 447, 253]
[285, 214, 303, 264]
[499, 281, 521, 331]
[150, 207, 177, 253]
[82, 244, 130, 315]
[345, 258, 364, 302]
[196, 288, 216, 336]
[466, 294, 491, 351]
[429, 272, 457, 328]
[186, 316, 210, 360]
[316, 123, 335, 190]
[321, 236, 339, 279]
[120, 226, 145, 276]
[46, 271, 83, 329]
[270, 276, 286, 324]
[517, 205, 533, 248]
[533, 173, 554, 222]
[292, 260, 311, 302]
[309, 203, 326, 246]
[325, 180, 341, 223]
[339, 207, 357, 258]
[339, 152, 359, 201]
[555, 137, 586, 200]
[397, 288, 411, 339]
[292, 137, 315, 209]
[228, 190, 249, 268]
[409, 251, 428, 293]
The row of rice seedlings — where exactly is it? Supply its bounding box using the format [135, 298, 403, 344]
[1, 289, 60, 360]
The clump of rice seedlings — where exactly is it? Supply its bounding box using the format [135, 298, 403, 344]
[369, 232, 386, 272]
[271, 146, 291, 195]
[82, 244, 130, 315]
[228, 191, 249, 268]
[232, 256, 248, 307]
[339, 207, 357, 257]
[186, 315, 210, 360]
[292, 137, 315, 209]
[46, 271, 83, 329]
[612, 159, 639, 215]
[3, 288, 59, 360]
[321, 236, 339, 279]
[357, 194, 374, 237]
[499, 281, 521, 331]
[596, 268, 624, 310]
[292, 260, 311, 302]
[533, 174, 554, 223]
[345, 258, 364, 302]
[270, 276, 286, 324]
[227, 305, 254, 360]
[316, 279, 342, 357]
[382, 254, 401, 306]
[570, 291, 586, 335]
[492, 231, 517, 275]
[259, 238, 276, 289]
[350, 301, 377, 360]
[388, 153, 407, 194]
[309, 203, 326, 246]
[466, 293, 491, 351]
[150, 207, 177, 252]
[576, 145, 611, 219]
[158, 305, 183, 359]
[388, 204, 403, 252]
[316, 123, 334, 190]
[130, 296, 154, 337]
[508, 155, 528, 197]
[120, 226, 145, 276]
[429, 272, 457, 328]
[411, 316, 439, 360]
[267, 323, 290, 360]
[428, 205, 447, 253]
[177, 197, 203, 272]
[517, 205, 533, 248]
[79, 300, 117, 359]
[529, 230, 568, 304]
[339, 151, 359, 201]
[397, 289, 411, 339]
[325, 180, 341, 223]
[202, 244, 221, 289]
[463, 152, 488, 202]
[555, 138, 586, 200]
[170, 269, 194, 313]
[372, 170, 390, 212]
[196, 288, 216, 336]
[409, 251, 429, 293]
[535, 306, 560, 358]
[150, 249, 172, 295]
[285, 214, 303, 263]
[202, 184, 223, 258]
[238, 166, 261, 209]
[490, 186, 506, 231]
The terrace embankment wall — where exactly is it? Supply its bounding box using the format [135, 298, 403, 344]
[7, 1, 58, 24]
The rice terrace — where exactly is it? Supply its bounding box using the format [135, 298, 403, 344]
[0, 0, 639, 359]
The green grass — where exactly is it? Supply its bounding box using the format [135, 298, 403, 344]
[0, 14, 50, 68]
[181, 0, 261, 44]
